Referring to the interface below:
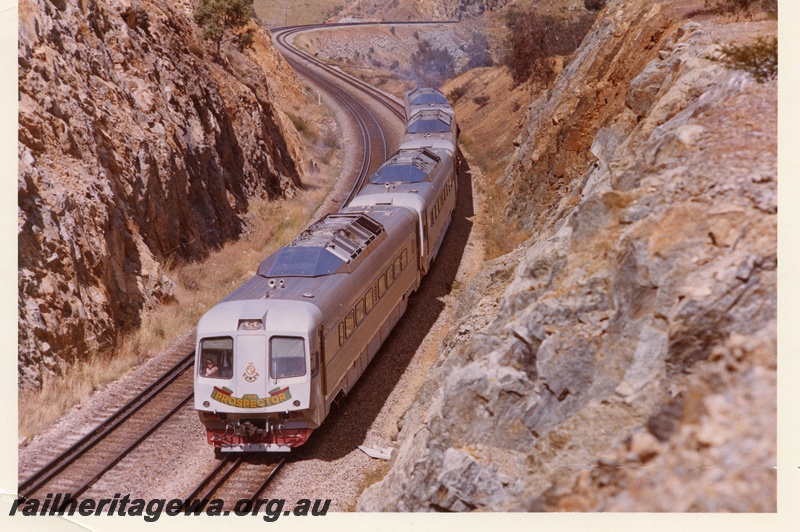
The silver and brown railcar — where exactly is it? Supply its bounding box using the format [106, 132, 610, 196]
[346, 147, 457, 275]
[194, 208, 420, 452]
[398, 108, 459, 156]
[403, 87, 454, 121]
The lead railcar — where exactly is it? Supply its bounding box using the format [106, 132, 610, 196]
[194, 208, 420, 452]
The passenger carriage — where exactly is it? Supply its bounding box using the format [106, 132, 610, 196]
[398, 108, 459, 156]
[346, 147, 457, 274]
[403, 87, 454, 120]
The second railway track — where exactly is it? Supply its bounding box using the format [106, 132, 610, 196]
[18, 352, 196, 501]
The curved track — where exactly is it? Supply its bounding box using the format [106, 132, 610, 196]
[272, 24, 406, 205]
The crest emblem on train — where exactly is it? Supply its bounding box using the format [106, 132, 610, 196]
[243, 362, 259, 382]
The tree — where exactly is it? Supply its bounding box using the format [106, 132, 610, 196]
[503, 7, 595, 86]
[411, 39, 456, 87]
[194, 0, 256, 63]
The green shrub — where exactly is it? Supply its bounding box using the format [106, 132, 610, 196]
[713, 36, 777, 82]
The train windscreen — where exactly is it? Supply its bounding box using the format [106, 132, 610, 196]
[270, 337, 306, 379]
[199, 337, 234, 379]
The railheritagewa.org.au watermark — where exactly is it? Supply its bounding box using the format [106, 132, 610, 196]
[9, 493, 331, 522]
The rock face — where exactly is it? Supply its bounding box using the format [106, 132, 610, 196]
[335, 0, 511, 21]
[18, 0, 304, 389]
[358, 0, 776, 512]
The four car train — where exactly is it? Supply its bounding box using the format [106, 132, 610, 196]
[194, 88, 457, 453]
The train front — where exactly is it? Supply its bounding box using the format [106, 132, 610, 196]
[194, 299, 323, 453]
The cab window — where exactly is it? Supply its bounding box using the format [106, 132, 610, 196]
[270, 336, 306, 379]
[200, 337, 233, 379]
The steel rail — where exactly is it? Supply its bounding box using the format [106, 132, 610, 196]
[181, 456, 285, 510]
[274, 25, 405, 121]
[248, 458, 287, 502]
[273, 30, 379, 204]
[182, 454, 241, 505]
[19, 352, 196, 498]
[64, 391, 195, 502]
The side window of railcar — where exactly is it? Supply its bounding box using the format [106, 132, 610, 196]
[365, 287, 374, 312]
[200, 337, 233, 379]
[393, 257, 401, 279]
[270, 336, 306, 379]
[401, 249, 408, 270]
[345, 310, 356, 337]
[355, 297, 366, 324]
[387, 265, 395, 284]
[378, 275, 386, 298]
[338, 322, 346, 347]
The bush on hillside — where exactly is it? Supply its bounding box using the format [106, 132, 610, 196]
[712, 36, 777, 82]
[411, 39, 456, 87]
[194, 0, 256, 63]
[704, 0, 777, 18]
[448, 85, 468, 103]
[502, 7, 596, 86]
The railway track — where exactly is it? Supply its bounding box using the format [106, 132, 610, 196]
[272, 24, 406, 205]
[18, 352, 196, 501]
[182, 456, 286, 509]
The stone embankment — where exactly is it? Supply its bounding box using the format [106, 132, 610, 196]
[18, 0, 305, 389]
[359, 0, 776, 511]
[334, 0, 512, 22]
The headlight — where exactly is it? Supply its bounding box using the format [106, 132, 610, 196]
[238, 319, 263, 330]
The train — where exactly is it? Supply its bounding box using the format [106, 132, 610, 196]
[193, 88, 458, 453]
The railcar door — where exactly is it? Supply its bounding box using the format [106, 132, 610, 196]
[233, 335, 268, 405]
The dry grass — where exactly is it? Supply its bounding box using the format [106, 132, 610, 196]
[18, 170, 336, 441]
[18, 340, 147, 441]
[346, 461, 391, 511]
[459, 130, 528, 261]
